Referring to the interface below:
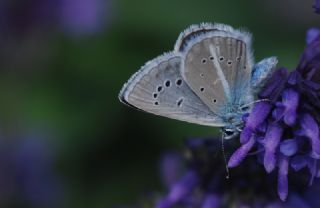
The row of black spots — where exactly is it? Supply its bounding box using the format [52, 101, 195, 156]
[164, 79, 183, 88]
[153, 78, 184, 106]
[153, 85, 163, 106]
[201, 56, 227, 65]
[201, 56, 242, 65]
[201, 56, 215, 64]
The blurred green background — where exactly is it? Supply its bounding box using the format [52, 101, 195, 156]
[0, 0, 319, 207]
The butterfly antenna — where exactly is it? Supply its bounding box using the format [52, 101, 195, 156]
[221, 133, 230, 179]
[240, 98, 270, 109]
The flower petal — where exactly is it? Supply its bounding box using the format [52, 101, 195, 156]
[167, 170, 199, 203]
[259, 68, 288, 101]
[300, 113, 320, 158]
[297, 35, 320, 78]
[202, 194, 220, 208]
[287, 70, 302, 85]
[282, 89, 299, 126]
[264, 123, 283, 173]
[156, 198, 171, 208]
[291, 155, 308, 171]
[272, 106, 285, 122]
[278, 154, 289, 201]
[313, 0, 320, 14]
[306, 28, 320, 45]
[160, 152, 183, 188]
[228, 136, 255, 168]
[280, 139, 298, 156]
[245, 101, 272, 130]
[240, 127, 253, 144]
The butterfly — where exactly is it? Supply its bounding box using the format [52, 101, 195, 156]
[119, 23, 277, 139]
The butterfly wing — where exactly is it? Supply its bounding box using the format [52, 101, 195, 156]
[180, 24, 254, 116]
[251, 57, 278, 94]
[119, 52, 225, 127]
[174, 23, 234, 52]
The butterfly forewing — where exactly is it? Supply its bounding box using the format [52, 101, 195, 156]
[181, 30, 254, 116]
[119, 52, 225, 127]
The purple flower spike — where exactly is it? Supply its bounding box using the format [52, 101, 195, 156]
[300, 113, 320, 158]
[167, 171, 199, 204]
[278, 154, 290, 201]
[264, 124, 283, 173]
[228, 136, 255, 168]
[282, 89, 299, 126]
[202, 194, 220, 208]
[306, 28, 320, 45]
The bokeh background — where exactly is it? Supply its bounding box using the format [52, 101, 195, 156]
[0, 0, 319, 207]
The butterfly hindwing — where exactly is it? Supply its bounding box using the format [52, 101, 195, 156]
[251, 57, 278, 94]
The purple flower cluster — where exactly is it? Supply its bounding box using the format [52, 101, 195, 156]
[0, 132, 63, 207]
[228, 28, 320, 201]
[59, 0, 110, 36]
[0, 0, 110, 37]
[155, 138, 320, 208]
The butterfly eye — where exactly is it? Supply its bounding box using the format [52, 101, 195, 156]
[241, 106, 250, 111]
[219, 57, 224, 62]
[224, 129, 234, 136]
[209, 56, 214, 60]
[200, 87, 205, 92]
[227, 61, 232, 66]
[153, 93, 158, 99]
[157, 86, 163, 92]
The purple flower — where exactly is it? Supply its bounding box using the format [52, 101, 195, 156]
[153, 138, 320, 208]
[314, 0, 320, 14]
[228, 28, 320, 201]
[0, 0, 111, 37]
[59, 0, 110, 36]
[0, 132, 63, 207]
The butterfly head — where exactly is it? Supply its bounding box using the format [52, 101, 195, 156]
[221, 105, 251, 139]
